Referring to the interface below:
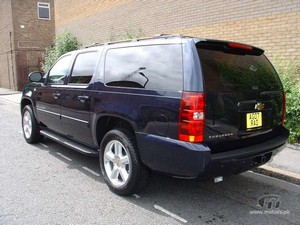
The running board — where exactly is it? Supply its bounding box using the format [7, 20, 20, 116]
[40, 130, 98, 156]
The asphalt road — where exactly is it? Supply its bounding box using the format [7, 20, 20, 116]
[1, 95, 300, 225]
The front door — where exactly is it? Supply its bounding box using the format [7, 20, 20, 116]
[35, 54, 73, 134]
[36, 86, 63, 133]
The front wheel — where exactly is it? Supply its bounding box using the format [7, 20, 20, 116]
[99, 129, 150, 196]
[22, 105, 41, 143]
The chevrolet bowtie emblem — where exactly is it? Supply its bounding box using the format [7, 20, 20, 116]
[255, 102, 265, 110]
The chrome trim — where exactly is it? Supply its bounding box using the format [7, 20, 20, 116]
[61, 114, 89, 124]
[37, 108, 60, 116]
[37, 108, 89, 124]
[66, 85, 89, 89]
[255, 102, 265, 111]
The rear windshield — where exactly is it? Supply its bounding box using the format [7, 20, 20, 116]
[197, 46, 282, 91]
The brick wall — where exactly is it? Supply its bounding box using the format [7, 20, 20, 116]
[55, 0, 300, 62]
[12, 0, 55, 90]
[0, 0, 14, 89]
[11, 0, 55, 50]
[0, 0, 55, 90]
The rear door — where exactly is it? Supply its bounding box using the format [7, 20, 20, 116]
[60, 51, 99, 146]
[196, 41, 284, 153]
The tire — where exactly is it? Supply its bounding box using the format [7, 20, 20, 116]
[22, 105, 41, 143]
[99, 129, 150, 196]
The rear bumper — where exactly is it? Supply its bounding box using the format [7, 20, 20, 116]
[136, 126, 289, 178]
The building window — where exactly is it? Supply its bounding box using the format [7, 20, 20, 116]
[38, 2, 50, 20]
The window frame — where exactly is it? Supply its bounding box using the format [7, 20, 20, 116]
[103, 44, 183, 91]
[38, 2, 51, 20]
[47, 54, 73, 85]
[68, 51, 99, 86]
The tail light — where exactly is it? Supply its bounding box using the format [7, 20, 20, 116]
[179, 92, 205, 142]
[282, 91, 286, 125]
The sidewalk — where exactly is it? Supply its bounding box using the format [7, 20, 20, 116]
[0, 87, 299, 184]
[0, 88, 21, 104]
[257, 144, 300, 184]
[0, 87, 21, 95]
[267, 144, 300, 174]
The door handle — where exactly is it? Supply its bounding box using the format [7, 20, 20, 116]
[52, 93, 61, 99]
[77, 95, 89, 103]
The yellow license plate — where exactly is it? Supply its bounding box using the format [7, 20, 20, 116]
[246, 112, 262, 129]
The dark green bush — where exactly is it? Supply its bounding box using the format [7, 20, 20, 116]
[42, 31, 81, 73]
[274, 60, 300, 143]
[108, 27, 144, 41]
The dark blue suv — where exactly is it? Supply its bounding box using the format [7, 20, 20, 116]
[21, 34, 289, 195]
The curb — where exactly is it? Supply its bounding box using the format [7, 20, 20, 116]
[0, 88, 21, 96]
[0, 92, 21, 96]
[253, 165, 300, 186]
[287, 144, 300, 151]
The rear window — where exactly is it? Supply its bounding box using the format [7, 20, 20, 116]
[197, 46, 282, 91]
[69, 51, 98, 84]
[104, 45, 182, 90]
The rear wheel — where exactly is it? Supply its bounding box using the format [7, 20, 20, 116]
[99, 129, 150, 196]
[22, 105, 41, 143]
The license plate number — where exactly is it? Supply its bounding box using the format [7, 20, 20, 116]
[246, 112, 262, 129]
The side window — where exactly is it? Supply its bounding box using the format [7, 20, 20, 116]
[48, 55, 72, 84]
[104, 45, 182, 90]
[69, 51, 98, 85]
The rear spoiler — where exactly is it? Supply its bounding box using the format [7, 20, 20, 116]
[196, 40, 264, 56]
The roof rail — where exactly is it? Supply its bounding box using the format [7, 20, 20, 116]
[83, 34, 189, 48]
[153, 34, 183, 38]
[84, 42, 104, 48]
[105, 39, 134, 45]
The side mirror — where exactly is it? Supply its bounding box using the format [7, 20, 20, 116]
[28, 71, 43, 82]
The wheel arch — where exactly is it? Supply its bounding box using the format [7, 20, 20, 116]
[94, 115, 136, 148]
[21, 97, 33, 113]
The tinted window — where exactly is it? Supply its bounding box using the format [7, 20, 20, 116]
[198, 48, 282, 91]
[105, 45, 182, 90]
[69, 51, 98, 84]
[48, 55, 72, 84]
